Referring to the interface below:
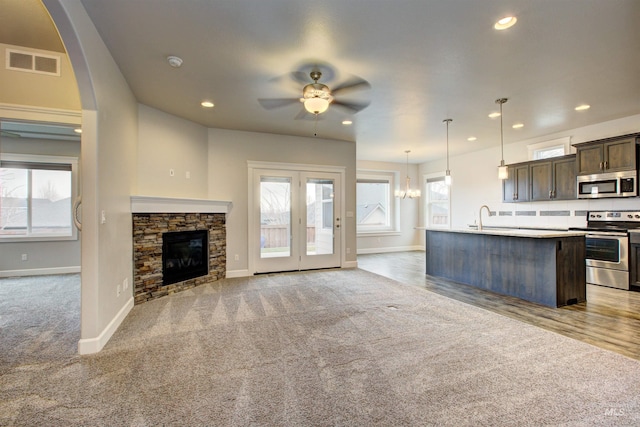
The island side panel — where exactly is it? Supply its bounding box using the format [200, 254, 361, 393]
[555, 236, 587, 306]
[425, 230, 582, 307]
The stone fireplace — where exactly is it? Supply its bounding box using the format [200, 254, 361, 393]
[131, 196, 231, 304]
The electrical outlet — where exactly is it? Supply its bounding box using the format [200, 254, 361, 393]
[117, 284, 121, 297]
[234, 254, 239, 261]
[123, 277, 128, 290]
[21, 254, 28, 261]
[186, 171, 191, 179]
[100, 210, 106, 224]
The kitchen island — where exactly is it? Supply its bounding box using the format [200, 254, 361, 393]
[424, 228, 586, 307]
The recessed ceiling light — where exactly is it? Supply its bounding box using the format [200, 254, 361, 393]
[73, 128, 82, 134]
[488, 112, 501, 119]
[342, 120, 353, 125]
[494, 16, 517, 30]
[467, 136, 477, 142]
[201, 101, 214, 108]
[575, 104, 591, 111]
[512, 123, 524, 129]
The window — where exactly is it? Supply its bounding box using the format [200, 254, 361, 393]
[425, 176, 450, 228]
[527, 137, 571, 160]
[533, 145, 565, 160]
[1, 154, 78, 241]
[356, 172, 396, 233]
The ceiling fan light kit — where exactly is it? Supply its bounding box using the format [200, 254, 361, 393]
[258, 68, 371, 121]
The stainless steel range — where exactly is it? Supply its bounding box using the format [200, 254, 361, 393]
[571, 210, 640, 290]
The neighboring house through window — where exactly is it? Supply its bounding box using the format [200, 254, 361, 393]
[0, 154, 78, 241]
[356, 171, 397, 233]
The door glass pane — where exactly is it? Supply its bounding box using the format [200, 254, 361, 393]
[260, 177, 291, 258]
[306, 178, 334, 255]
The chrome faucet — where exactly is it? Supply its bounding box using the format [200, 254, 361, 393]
[478, 205, 491, 231]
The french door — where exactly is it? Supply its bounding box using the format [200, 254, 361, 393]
[252, 168, 341, 273]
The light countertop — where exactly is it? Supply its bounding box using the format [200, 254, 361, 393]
[419, 227, 586, 239]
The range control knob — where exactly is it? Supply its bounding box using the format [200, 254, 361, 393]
[628, 214, 633, 218]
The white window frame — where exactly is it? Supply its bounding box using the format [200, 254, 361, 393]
[356, 170, 399, 235]
[424, 172, 451, 229]
[0, 153, 78, 242]
[527, 136, 571, 160]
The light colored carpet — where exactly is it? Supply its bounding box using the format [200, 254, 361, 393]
[1, 269, 640, 426]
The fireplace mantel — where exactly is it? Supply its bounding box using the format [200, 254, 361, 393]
[131, 196, 232, 214]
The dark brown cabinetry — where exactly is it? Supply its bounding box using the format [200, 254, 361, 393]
[575, 135, 638, 175]
[503, 163, 529, 202]
[504, 155, 576, 202]
[530, 155, 576, 201]
[630, 232, 640, 290]
[425, 230, 586, 307]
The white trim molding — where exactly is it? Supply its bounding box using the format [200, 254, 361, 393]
[131, 196, 232, 214]
[0, 266, 80, 278]
[357, 245, 423, 255]
[78, 296, 134, 355]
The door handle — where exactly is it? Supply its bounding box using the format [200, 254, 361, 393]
[72, 196, 82, 231]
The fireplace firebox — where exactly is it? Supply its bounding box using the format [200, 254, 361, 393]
[162, 230, 209, 285]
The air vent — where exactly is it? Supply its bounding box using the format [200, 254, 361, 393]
[6, 49, 60, 76]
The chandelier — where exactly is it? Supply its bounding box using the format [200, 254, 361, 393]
[395, 150, 421, 199]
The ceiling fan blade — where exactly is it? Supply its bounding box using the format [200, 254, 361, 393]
[258, 98, 300, 110]
[290, 71, 310, 84]
[331, 77, 371, 95]
[331, 100, 371, 113]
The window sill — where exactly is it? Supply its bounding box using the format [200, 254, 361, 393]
[0, 234, 78, 243]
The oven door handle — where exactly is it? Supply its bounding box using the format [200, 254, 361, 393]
[586, 232, 628, 238]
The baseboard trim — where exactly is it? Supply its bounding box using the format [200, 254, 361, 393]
[357, 245, 423, 255]
[342, 260, 358, 269]
[78, 296, 133, 355]
[226, 269, 252, 278]
[0, 266, 81, 278]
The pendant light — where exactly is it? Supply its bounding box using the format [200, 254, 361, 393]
[395, 150, 421, 199]
[496, 98, 509, 180]
[443, 118, 453, 186]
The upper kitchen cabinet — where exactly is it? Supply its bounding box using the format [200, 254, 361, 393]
[530, 155, 576, 201]
[575, 134, 639, 175]
[503, 163, 530, 202]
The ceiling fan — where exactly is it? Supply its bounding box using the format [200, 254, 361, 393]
[258, 69, 371, 118]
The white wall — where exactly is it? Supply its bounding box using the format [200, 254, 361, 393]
[356, 160, 421, 253]
[45, 0, 138, 354]
[137, 104, 208, 198]
[208, 128, 357, 275]
[0, 137, 81, 275]
[420, 114, 640, 232]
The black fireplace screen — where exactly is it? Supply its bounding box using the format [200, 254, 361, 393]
[162, 230, 209, 285]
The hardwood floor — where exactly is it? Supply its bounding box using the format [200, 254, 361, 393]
[358, 251, 640, 361]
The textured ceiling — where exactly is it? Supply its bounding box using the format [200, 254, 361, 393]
[7, 1, 640, 163]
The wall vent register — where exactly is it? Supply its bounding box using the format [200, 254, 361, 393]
[6, 49, 60, 76]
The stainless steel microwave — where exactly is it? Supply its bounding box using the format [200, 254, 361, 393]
[577, 170, 637, 199]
